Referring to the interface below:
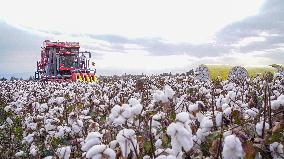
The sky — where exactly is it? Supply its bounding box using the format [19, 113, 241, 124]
[0, 0, 283, 77]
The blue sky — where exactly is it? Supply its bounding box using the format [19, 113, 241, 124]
[0, 0, 283, 78]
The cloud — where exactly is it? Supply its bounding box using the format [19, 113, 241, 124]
[217, 0, 284, 52]
[1, 0, 283, 77]
[80, 34, 230, 57]
[0, 21, 45, 73]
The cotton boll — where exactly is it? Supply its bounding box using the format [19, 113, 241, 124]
[223, 107, 232, 119]
[104, 147, 116, 159]
[116, 129, 138, 158]
[85, 145, 105, 158]
[143, 155, 151, 159]
[176, 130, 193, 151]
[164, 85, 175, 99]
[110, 105, 122, 117]
[151, 119, 161, 127]
[128, 98, 139, 106]
[153, 90, 168, 103]
[215, 89, 222, 94]
[156, 154, 177, 159]
[57, 146, 71, 159]
[176, 112, 189, 123]
[245, 109, 258, 118]
[225, 91, 236, 104]
[22, 133, 34, 144]
[153, 90, 163, 101]
[4, 105, 11, 112]
[215, 112, 223, 127]
[270, 142, 284, 158]
[166, 119, 193, 154]
[200, 117, 213, 130]
[131, 104, 143, 115]
[256, 121, 269, 136]
[27, 122, 37, 130]
[196, 112, 205, 123]
[222, 135, 244, 159]
[170, 137, 182, 153]
[85, 132, 102, 142]
[121, 108, 132, 119]
[273, 90, 280, 97]
[196, 128, 210, 141]
[199, 87, 209, 94]
[151, 112, 165, 127]
[221, 103, 229, 111]
[91, 154, 102, 159]
[15, 151, 24, 157]
[155, 148, 165, 156]
[109, 140, 118, 149]
[40, 103, 48, 112]
[277, 95, 284, 101]
[77, 119, 84, 127]
[155, 155, 167, 159]
[81, 132, 102, 151]
[56, 97, 65, 105]
[113, 116, 126, 125]
[82, 138, 102, 151]
[188, 104, 198, 112]
[166, 123, 177, 137]
[155, 139, 163, 149]
[271, 100, 281, 110]
[6, 117, 13, 125]
[81, 108, 90, 115]
[71, 123, 82, 133]
[30, 144, 38, 156]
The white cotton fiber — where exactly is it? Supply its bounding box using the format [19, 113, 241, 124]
[256, 121, 269, 136]
[176, 112, 189, 123]
[222, 135, 244, 159]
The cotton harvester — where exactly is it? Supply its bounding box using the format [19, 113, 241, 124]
[35, 40, 96, 82]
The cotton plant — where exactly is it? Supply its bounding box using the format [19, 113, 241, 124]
[222, 135, 244, 159]
[255, 121, 269, 136]
[56, 146, 71, 159]
[195, 116, 213, 143]
[166, 112, 193, 156]
[85, 145, 116, 159]
[153, 85, 175, 103]
[81, 132, 115, 159]
[29, 144, 38, 157]
[244, 108, 259, 118]
[22, 133, 35, 144]
[108, 98, 142, 126]
[271, 95, 284, 110]
[81, 132, 103, 152]
[15, 151, 25, 157]
[116, 129, 139, 158]
[0, 70, 284, 158]
[270, 142, 284, 159]
[150, 112, 166, 127]
[155, 148, 180, 159]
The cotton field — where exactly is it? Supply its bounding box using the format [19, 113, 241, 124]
[0, 73, 284, 159]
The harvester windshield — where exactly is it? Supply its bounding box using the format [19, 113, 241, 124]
[59, 55, 77, 68]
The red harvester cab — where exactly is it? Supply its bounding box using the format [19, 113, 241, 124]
[35, 40, 97, 82]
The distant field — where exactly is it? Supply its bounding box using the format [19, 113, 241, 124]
[206, 65, 277, 80]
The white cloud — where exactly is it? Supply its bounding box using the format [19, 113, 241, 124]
[123, 44, 144, 50]
[232, 36, 266, 47]
[3, 0, 280, 76]
[0, 0, 264, 43]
